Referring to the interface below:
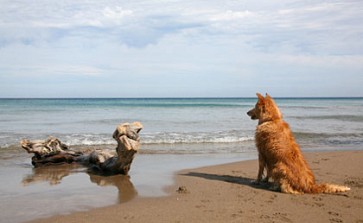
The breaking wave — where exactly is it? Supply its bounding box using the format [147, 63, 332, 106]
[59, 131, 254, 146]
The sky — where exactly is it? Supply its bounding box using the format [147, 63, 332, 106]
[0, 0, 362, 98]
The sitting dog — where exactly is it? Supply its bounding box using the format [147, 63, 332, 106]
[247, 93, 350, 194]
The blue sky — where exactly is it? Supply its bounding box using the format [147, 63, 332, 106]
[0, 0, 362, 97]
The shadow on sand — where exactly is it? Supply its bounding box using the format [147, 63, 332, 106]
[182, 171, 272, 191]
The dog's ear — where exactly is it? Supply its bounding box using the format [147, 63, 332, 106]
[265, 93, 276, 105]
[265, 93, 273, 108]
[256, 93, 265, 102]
[256, 93, 266, 112]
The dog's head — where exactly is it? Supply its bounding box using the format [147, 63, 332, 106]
[247, 93, 282, 123]
[112, 122, 143, 151]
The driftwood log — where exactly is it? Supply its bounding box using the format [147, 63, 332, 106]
[20, 122, 143, 175]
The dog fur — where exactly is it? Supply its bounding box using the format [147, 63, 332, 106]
[247, 93, 350, 194]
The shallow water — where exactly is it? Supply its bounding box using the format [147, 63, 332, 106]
[0, 147, 254, 223]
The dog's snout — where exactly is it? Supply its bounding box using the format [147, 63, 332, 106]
[247, 108, 258, 120]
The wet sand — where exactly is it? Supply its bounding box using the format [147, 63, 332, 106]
[29, 150, 363, 223]
[0, 148, 252, 223]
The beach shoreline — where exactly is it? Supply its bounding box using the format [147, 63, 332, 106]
[28, 150, 363, 223]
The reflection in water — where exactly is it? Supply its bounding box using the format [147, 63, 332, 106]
[22, 164, 82, 186]
[21, 164, 137, 203]
[89, 174, 137, 203]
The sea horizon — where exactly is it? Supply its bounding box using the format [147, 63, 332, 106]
[1, 96, 363, 99]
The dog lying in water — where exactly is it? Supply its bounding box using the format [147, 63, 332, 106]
[247, 93, 350, 194]
[21, 122, 143, 175]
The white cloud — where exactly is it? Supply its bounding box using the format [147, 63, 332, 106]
[0, 0, 362, 97]
[210, 10, 254, 21]
[102, 6, 133, 20]
[0, 63, 103, 77]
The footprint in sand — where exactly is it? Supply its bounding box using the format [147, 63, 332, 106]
[273, 212, 293, 223]
[328, 211, 342, 223]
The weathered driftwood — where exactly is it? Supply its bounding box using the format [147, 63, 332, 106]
[21, 122, 143, 175]
[20, 137, 83, 166]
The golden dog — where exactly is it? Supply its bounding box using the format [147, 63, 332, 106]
[247, 93, 350, 194]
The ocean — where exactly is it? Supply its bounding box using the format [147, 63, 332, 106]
[1, 97, 363, 152]
[0, 97, 362, 222]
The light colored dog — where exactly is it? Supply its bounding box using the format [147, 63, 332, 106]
[247, 93, 350, 194]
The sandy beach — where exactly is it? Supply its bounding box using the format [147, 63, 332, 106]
[28, 150, 363, 223]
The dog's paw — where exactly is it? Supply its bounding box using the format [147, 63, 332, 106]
[268, 184, 280, 192]
[252, 180, 261, 185]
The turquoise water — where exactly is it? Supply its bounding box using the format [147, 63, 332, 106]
[1, 97, 363, 152]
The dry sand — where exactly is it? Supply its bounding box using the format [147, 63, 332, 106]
[29, 150, 363, 223]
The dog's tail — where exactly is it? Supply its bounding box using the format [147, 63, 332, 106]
[311, 183, 350, 194]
